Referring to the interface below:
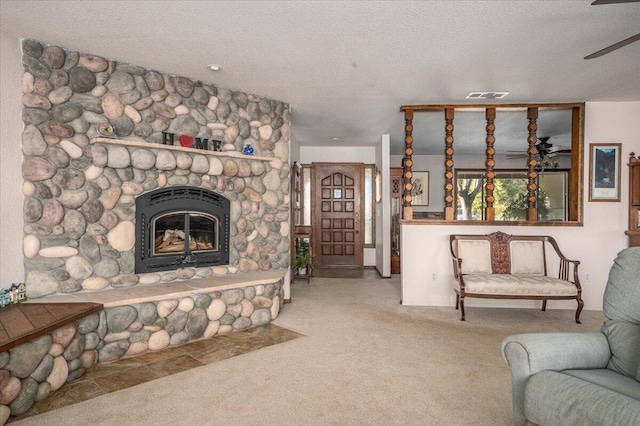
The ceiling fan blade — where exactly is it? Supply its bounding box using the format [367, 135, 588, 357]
[585, 33, 640, 59]
[546, 145, 571, 152]
[591, 0, 640, 5]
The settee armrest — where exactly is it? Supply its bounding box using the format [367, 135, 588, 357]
[545, 236, 581, 283]
[502, 332, 611, 426]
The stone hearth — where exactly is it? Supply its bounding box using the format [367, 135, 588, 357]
[0, 270, 285, 421]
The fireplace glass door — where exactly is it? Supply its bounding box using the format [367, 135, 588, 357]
[153, 212, 218, 256]
[135, 186, 230, 273]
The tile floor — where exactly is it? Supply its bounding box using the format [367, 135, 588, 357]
[10, 324, 303, 422]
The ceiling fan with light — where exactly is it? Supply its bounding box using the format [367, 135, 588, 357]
[584, 0, 640, 59]
[506, 137, 571, 170]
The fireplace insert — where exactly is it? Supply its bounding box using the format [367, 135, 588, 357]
[135, 186, 230, 273]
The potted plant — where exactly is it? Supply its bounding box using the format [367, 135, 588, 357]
[293, 239, 314, 275]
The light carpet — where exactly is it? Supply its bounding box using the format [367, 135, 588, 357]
[13, 274, 604, 426]
[312, 267, 364, 279]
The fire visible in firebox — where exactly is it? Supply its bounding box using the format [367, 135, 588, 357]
[154, 229, 214, 253]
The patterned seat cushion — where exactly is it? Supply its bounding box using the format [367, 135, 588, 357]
[458, 273, 578, 296]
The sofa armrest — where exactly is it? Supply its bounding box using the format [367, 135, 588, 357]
[502, 332, 610, 373]
[502, 332, 610, 426]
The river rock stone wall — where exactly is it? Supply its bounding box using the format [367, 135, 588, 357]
[19, 39, 291, 298]
[0, 280, 283, 422]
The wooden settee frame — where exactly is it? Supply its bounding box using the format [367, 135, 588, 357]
[450, 231, 584, 323]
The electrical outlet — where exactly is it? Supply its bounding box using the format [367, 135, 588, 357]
[585, 273, 591, 282]
[431, 272, 437, 282]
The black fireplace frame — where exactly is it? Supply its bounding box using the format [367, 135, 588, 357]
[135, 186, 230, 274]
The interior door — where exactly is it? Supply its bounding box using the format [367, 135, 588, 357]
[312, 163, 363, 267]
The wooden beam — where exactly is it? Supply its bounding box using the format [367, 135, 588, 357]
[400, 102, 585, 112]
[484, 108, 496, 221]
[526, 107, 539, 221]
[403, 110, 414, 220]
[444, 108, 455, 221]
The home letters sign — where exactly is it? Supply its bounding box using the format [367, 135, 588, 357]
[162, 131, 222, 152]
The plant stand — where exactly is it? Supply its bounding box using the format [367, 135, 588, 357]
[292, 226, 313, 283]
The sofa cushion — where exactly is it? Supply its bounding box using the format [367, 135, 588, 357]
[599, 319, 640, 380]
[603, 247, 640, 324]
[563, 369, 640, 401]
[458, 240, 492, 274]
[525, 370, 640, 426]
[459, 274, 577, 296]
[601, 248, 640, 381]
[510, 240, 545, 275]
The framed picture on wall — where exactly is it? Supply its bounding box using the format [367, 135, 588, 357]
[589, 143, 621, 202]
[411, 171, 429, 206]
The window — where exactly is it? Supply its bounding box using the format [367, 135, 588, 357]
[364, 165, 375, 247]
[456, 170, 568, 221]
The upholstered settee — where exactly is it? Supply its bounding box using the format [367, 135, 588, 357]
[450, 232, 583, 322]
[502, 247, 640, 426]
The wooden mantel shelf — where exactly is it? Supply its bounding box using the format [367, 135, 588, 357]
[90, 137, 281, 167]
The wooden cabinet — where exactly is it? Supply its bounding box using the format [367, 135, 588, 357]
[626, 153, 640, 247]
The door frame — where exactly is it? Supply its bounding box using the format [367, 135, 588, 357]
[311, 162, 365, 269]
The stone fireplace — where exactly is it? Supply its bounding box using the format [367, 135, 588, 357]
[2, 39, 293, 422]
[135, 186, 230, 273]
[20, 39, 292, 299]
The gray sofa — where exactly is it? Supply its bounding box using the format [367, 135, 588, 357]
[502, 247, 640, 426]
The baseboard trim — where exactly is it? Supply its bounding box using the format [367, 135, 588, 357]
[372, 266, 391, 278]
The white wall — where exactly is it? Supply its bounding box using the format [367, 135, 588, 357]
[284, 134, 301, 300]
[391, 154, 444, 213]
[375, 135, 391, 277]
[0, 33, 24, 289]
[300, 144, 378, 266]
[300, 145, 376, 164]
[290, 134, 300, 164]
[401, 102, 640, 311]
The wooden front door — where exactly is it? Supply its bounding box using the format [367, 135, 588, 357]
[312, 163, 363, 267]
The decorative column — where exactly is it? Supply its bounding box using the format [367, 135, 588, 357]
[526, 107, 539, 221]
[484, 108, 496, 221]
[444, 108, 455, 221]
[403, 110, 414, 219]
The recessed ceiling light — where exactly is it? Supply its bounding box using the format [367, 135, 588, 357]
[331, 137, 340, 140]
[208, 64, 221, 71]
[466, 91, 509, 99]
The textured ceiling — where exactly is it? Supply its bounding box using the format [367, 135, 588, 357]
[1, 0, 639, 155]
